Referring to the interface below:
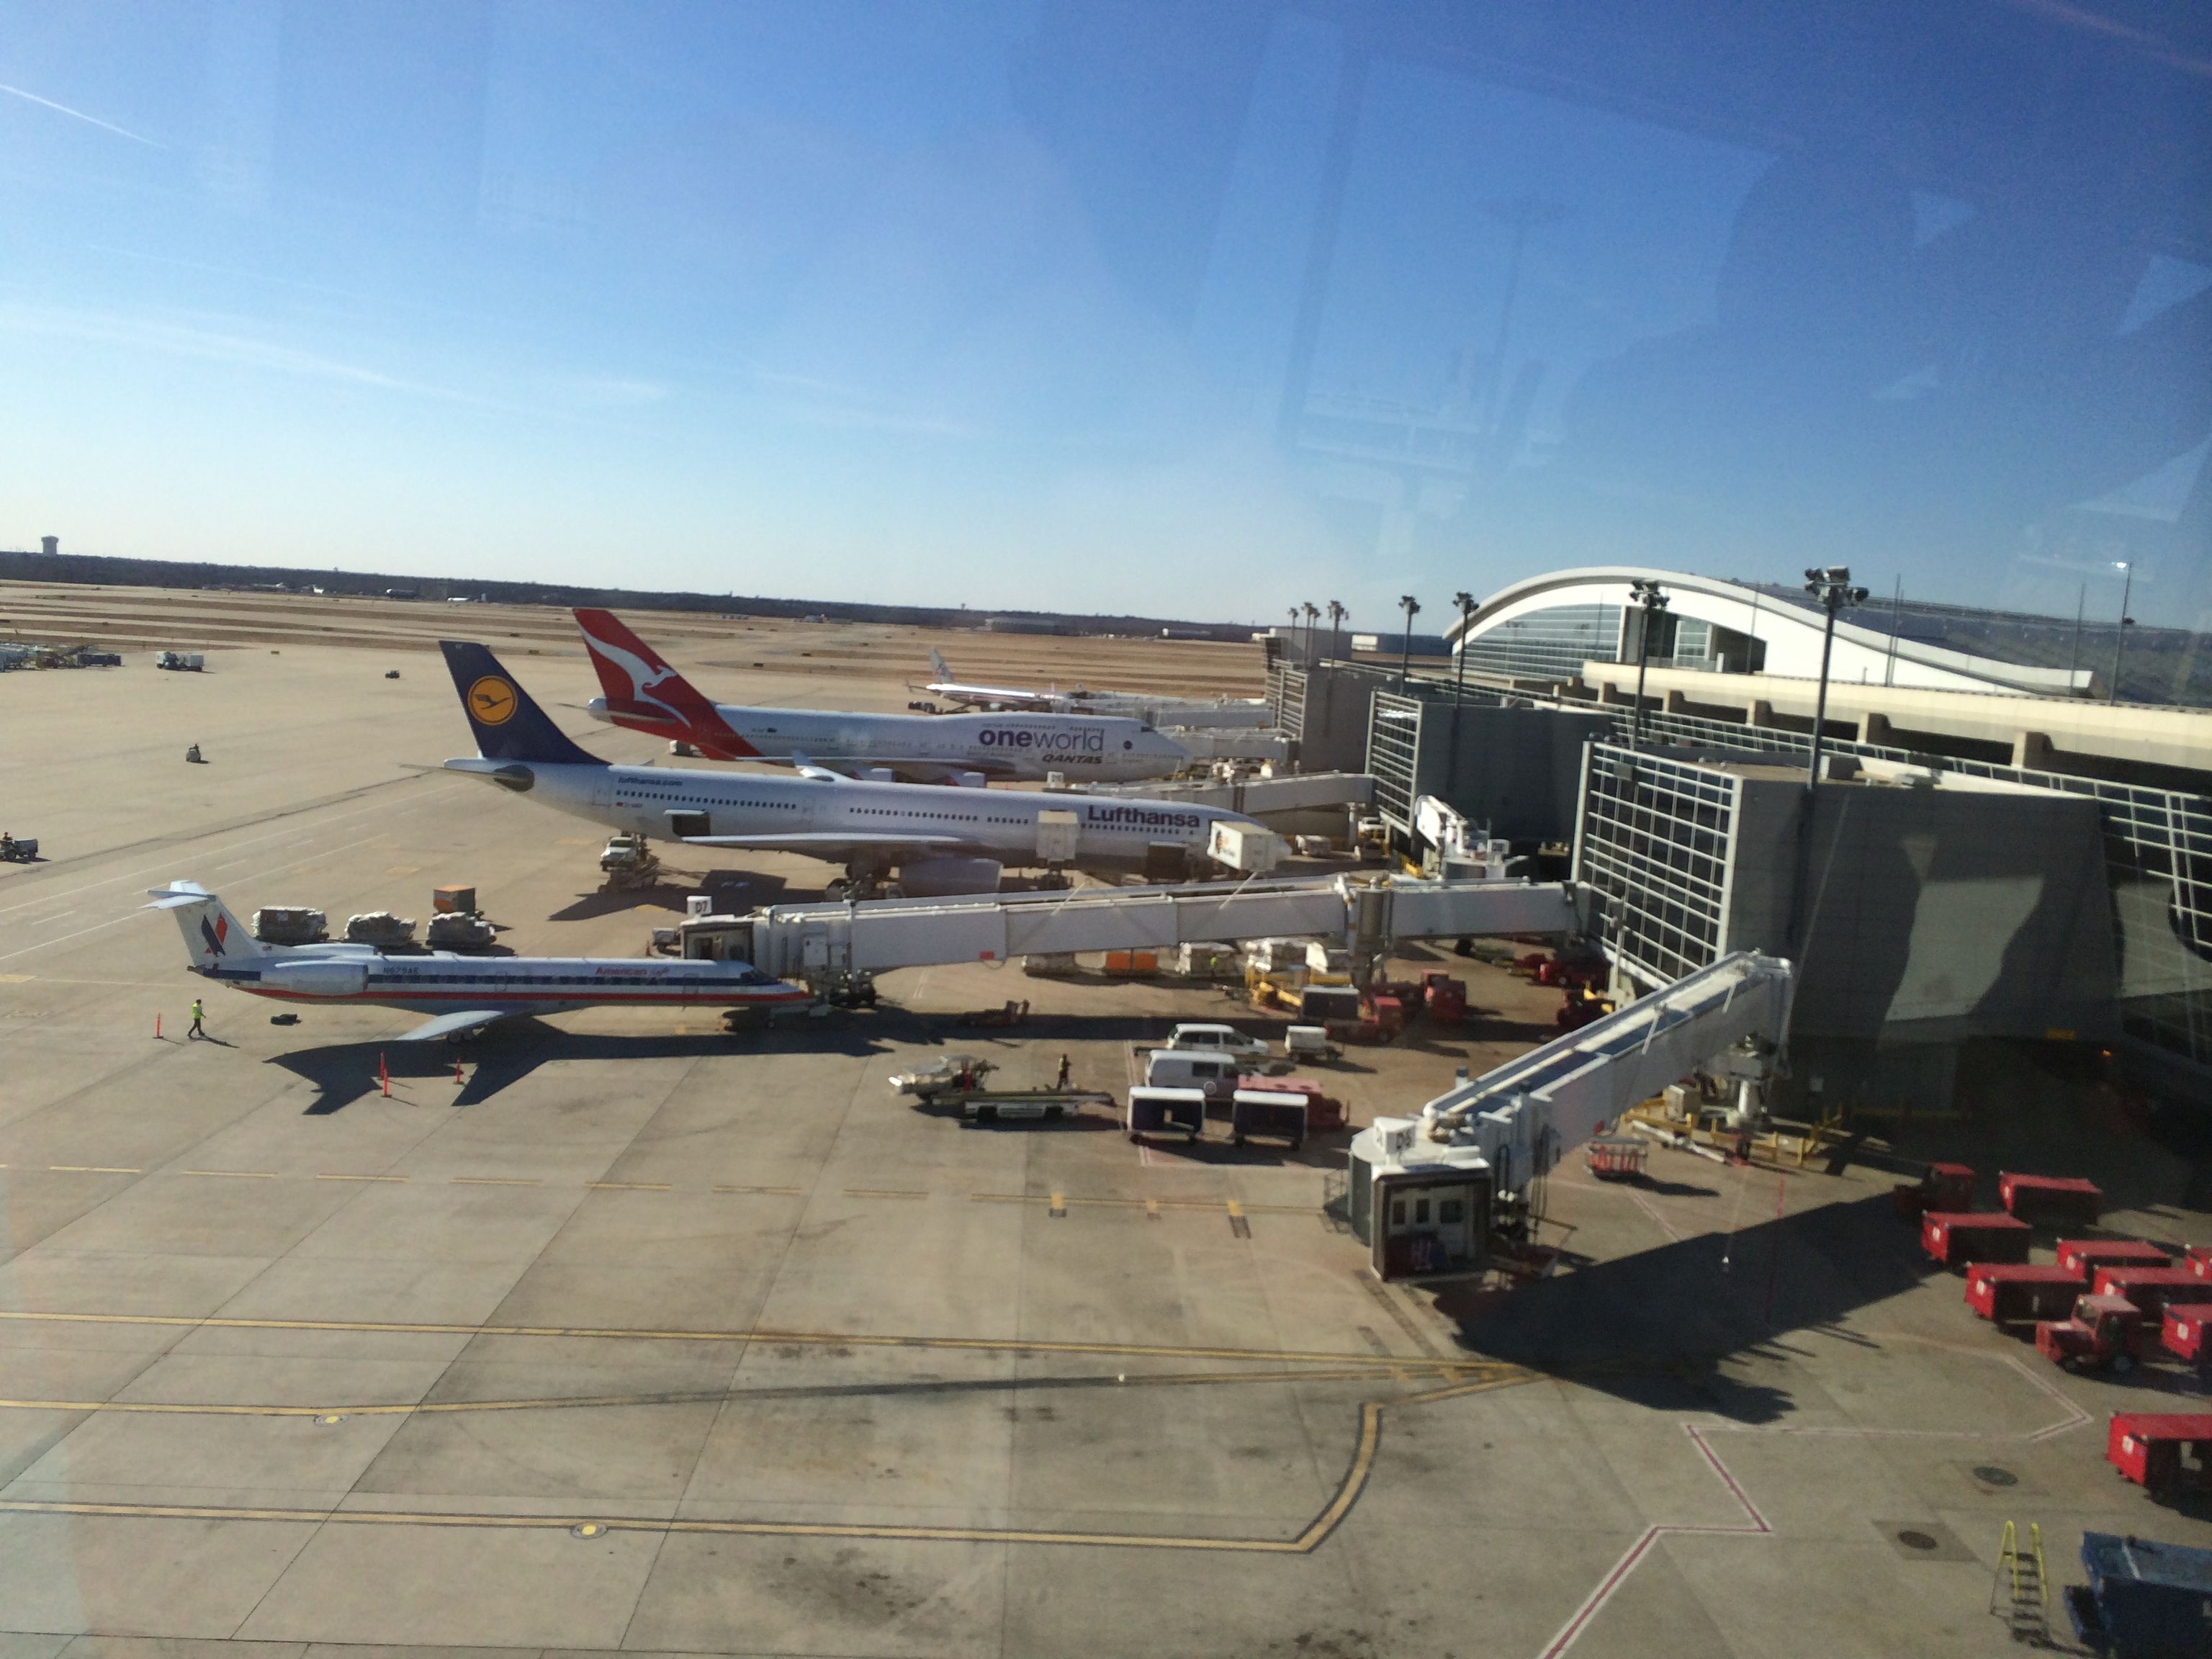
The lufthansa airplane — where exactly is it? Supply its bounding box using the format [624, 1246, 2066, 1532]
[574, 609, 1187, 783]
[443, 642, 1265, 896]
[146, 881, 811, 1041]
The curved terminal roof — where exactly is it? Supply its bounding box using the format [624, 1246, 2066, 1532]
[1446, 566, 2090, 697]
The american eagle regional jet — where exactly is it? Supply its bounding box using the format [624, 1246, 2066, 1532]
[441, 642, 1264, 896]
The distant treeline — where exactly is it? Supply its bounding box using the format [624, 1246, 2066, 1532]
[0, 550, 1258, 642]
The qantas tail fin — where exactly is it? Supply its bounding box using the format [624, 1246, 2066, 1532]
[929, 647, 952, 683]
[572, 609, 757, 759]
[439, 642, 604, 764]
[146, 881, 271, 970]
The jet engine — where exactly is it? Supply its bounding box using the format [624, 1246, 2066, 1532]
[895, 855, 1004, 897]
[258, 958, 371, 999]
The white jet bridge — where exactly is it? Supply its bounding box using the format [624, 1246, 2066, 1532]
[682, 871, 1575, 981]
[1347, 950, 1797, 1277]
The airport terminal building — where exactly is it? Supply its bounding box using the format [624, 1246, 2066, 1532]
[1270, 566, 2212, 1114]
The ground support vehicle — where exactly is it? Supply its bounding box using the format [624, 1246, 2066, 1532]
[2059, 1239, 2173, 1277]
[1127, 1087, 1205, 1143]
[1233, 1073, 1344, 1133]
[2002, 1172, 2104, 1227]
[1283, 1025, 1339, 1064]
[2092, 1267, 2212, 1321]
[2159, 1305, 2210, 1371]
[599, 834, 661, 890]
[1586, 1136, 1649, 1180]
[2036, 1293, 2146, 1372]
[1922, 1210, 2031, 1267]
[1966, 1263, 2086, 1323]
[1892, 1161, 1975, 1220]
[0, 835, 37, 863]
[2066, 1530, 2212, 1656]
[1229, 1089, 1307, 1149]
[2105, 1416, 2212, 1506]
[955, 999, 1028, 1027]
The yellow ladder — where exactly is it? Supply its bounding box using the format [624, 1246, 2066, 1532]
[1990, 1521, 2049, 1643]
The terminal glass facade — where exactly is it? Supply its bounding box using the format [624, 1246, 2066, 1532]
[1457, 603, 1623, 682]
[1573, 745, 1737, 991]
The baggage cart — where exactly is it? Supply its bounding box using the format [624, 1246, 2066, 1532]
[1235, 1074, 1343, 1133]
[1586, 1136, 1648, 1181]
[2104, 1416, 2212, 1503]
[2001, 1172, 2103, 1227]
[2091, 1267, 2212, 1319]
[2185, 1245, 2212, 1280]
[432, 884, 477, 915]
[1892, 1161, 1974, 1220]
[1229, 1088, 1307, 1149]
[1126, 1087, 1205, 1143]
[2160, 1305, 2208, 1367]
[1966, 1263, 2084, 1323]
[2066, 1530, 2212, 1655]
[1922, 1210, 2031, 1268]
[2057, 1239, 2172, 1277]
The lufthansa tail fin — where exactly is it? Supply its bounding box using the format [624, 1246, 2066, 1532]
[571, 610, 757, 759]
[929, 647, 951, 683]
[439, 642, 604, 764]
[145, 881, 271, 971]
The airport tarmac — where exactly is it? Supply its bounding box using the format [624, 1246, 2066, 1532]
[4, 617, 2211, 1657]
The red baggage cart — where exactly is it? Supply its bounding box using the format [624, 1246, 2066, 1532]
[1233, 1074, 1345, 1133]
[1966, 1263, 2085, 1323]
[2162, 1305, 2209, 1366]
[1421, 973, 1467, 1023]
[1922, 1210, 2031, 1268]
[1586, 1136, 1648, 1181]
[2105, 1412, 2212, 1500]
[2186, 1245, 2212, 1279]
[2055, 1238, 2171, 1277]
[1999, 1172, 2103, 1226]
[1892, 1161, 1974, 1221]
[2092, 1266, 2212, 1318]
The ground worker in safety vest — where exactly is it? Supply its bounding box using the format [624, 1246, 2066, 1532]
[188, 997, 206, 1040]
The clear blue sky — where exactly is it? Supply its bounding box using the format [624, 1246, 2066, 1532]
[3, 1, 2206, 629]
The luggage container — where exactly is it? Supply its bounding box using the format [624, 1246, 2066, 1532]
[2185, 1245, 2212, 1279]
[1922, 1210, 2031, 1268]
[2001, 1172, 2103, 1226]
[1235, 1073, 1344, 1133]
[1283, 1025, 1339, 1064]
[251, 905, 328, 945]
[1368, 994, 1406, 1037]
[2091, 1267, 2212, 1319]
[2104, 1416, 2212, 1503]
[432, 884, 477, 915]
[1421, 972, 1467, 1022]
[1892, 1161, 1975, 1220]
[343, 911, 416, 948]
[1126, 1087, 1204, 1143]
[1103, 950, 1158, 977]
[1586, 1137, 1648, 1181]
[2160, 1305, 2208, 1367]
[2057, 1239, 2172, 1277]
[2066, 1530, 2212, 1656]
[1230, 1089, 1307, 1149]
[1300, 985, 1361, 1024]
[1966, 1263, 2085, 1323]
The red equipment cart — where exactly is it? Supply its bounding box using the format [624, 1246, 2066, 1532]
[2185, 1245, 2212, 1279]
[2055, 1238, 2171, 1277]
[1892, 1161, 1975, 1221]
[1586, 1136, 1649, 1181]
[1966, 1263, 2085, 1323]
[2161, 1305, 2209, 1367]
[1233, 1074, 1344, 1133]
[2105, 1412, 2212, 1501]
[2091, 1266, 2212, 1319]
[2000, 1172, 2103, 1227]
[1922, 1210, 2031, 1268]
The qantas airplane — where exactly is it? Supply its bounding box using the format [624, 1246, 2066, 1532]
[920, 647, 1272, 729]
[146, 881, 811, 1041]
[443, 642, 1265, 896]
[575, 609, 1189, 782]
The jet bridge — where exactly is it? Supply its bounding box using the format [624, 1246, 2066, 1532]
[684, 872, 1575, 981]
[1347, 950, 1796, 1277]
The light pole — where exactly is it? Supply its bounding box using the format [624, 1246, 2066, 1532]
[2108, 561, 2135, 705]
[1627, 578, 1669, 750]
[1398, 595, 1421, 688]
[1287, 606, 1300, 662]
[1452, 591, 1477, 699]
[1303, 601, 1321, 665]
[1803, 566, 1869, 793]
[1326, 601, 1346, 662]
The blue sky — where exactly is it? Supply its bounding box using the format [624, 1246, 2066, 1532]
[2, 1, 2206, 629]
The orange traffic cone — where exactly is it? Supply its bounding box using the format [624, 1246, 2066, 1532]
[379, 1053, 390, 1098]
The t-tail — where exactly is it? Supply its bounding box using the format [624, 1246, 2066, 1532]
[439, 642, 605, 765]
[929, 647, 952, 683]
[572, 609, 758, 759]
[145, 881, 271, 971]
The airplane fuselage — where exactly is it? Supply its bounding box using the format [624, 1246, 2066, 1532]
[589, 700, 1185, 781]
[197, 946, 810, 1020]
[449, 758, 1254, 874]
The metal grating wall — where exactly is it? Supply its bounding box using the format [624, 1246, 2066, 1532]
[1367, 691, 1424, 831]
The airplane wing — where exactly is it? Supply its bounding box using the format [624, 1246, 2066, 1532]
[397, 1009, 509, 1042]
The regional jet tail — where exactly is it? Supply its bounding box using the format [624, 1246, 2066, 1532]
[922, 648, 1058, 711]
[146, 881, 810, 1041]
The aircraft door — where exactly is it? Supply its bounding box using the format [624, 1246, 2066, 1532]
[667, 811, 710, 838]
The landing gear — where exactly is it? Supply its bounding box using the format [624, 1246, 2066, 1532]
[1036, 868, 1072, 891]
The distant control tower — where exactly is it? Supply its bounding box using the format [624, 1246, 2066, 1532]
[40, 536, 57, 556]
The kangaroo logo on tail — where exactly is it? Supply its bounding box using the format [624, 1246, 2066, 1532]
[572, 609, 757, 758]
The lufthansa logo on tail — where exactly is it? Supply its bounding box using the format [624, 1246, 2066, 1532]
[467, 676, 519, 726]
